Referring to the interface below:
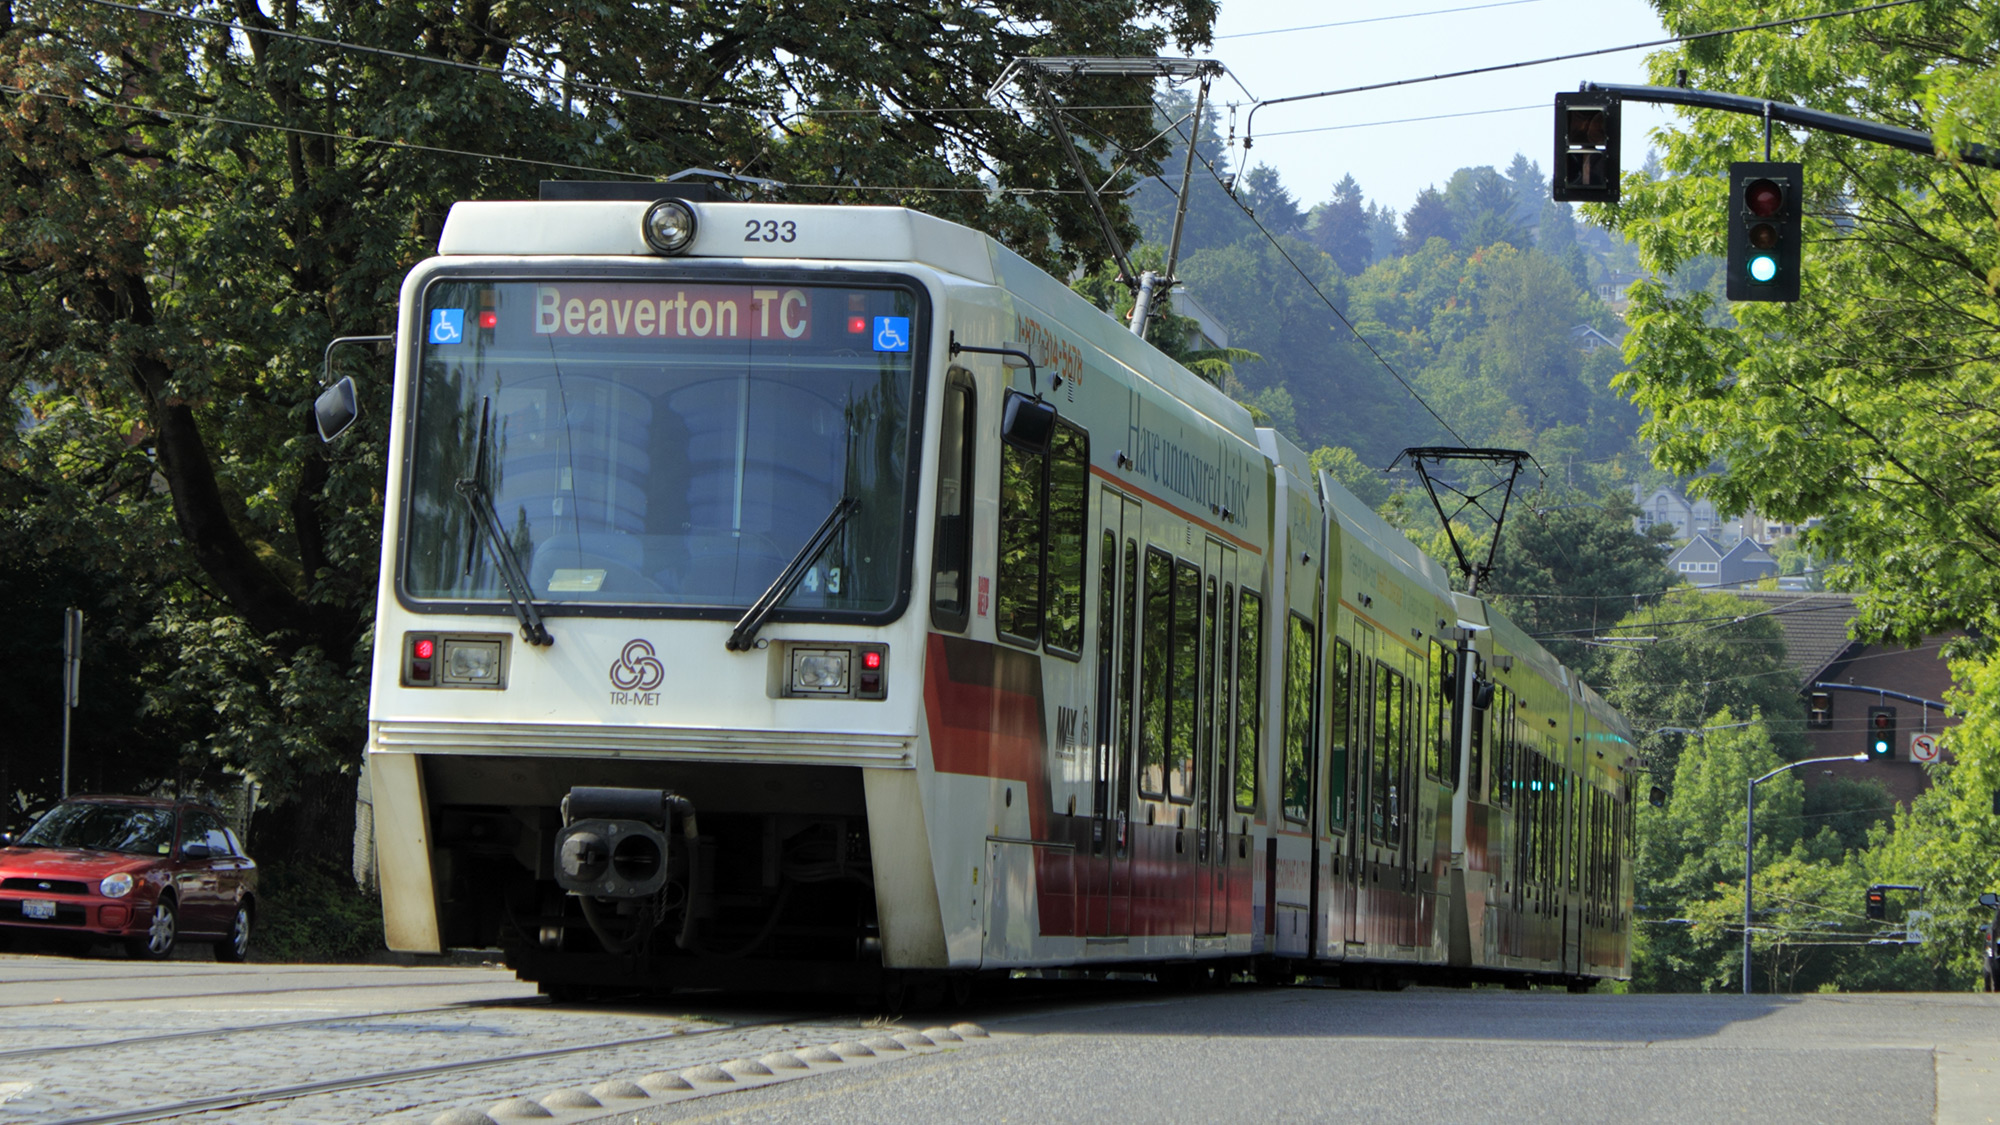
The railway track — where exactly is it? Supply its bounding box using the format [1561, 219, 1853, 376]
[39, 1015, 834, 1125]
[0, 996, 551, 1062]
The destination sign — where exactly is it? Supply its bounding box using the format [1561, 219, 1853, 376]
[532, 284, 813, 340]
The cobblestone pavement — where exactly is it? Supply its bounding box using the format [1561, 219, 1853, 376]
[0, 953, 926, 1124]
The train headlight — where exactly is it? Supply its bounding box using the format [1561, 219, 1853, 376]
[790, 649, 850, 694]
[441, 638, 501, 685]
[642, 199, 698, 255]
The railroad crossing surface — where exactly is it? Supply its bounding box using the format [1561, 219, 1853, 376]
[2, 952, 1997, 1123]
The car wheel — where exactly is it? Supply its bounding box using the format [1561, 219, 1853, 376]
[128, 896, 177, 961]
[214, 901, 251, 963]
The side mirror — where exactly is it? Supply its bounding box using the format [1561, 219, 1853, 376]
[0, 832, 13, 847]
[1001, 390, 1057, 452]
[179, 842, 214, 860]
[1980, 892, 1998, 909]
[1648, 785, 1667, 808]
[314, 376, 359, 442]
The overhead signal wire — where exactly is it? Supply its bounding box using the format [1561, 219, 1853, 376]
[1219, 0, 1548, 39]
[1241, 0, 1926, 146]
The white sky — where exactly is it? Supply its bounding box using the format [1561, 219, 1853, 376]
[1197, 0, 1681, 215]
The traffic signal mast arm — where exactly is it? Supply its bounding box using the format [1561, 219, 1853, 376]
[1810, 681, 1947, 714]
[1579, 82, 2000, 169]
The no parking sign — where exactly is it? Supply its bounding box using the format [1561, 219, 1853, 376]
[1910, 732, 1940, 762]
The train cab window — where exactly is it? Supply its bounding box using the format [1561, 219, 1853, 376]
[1043, 423, 1089, 657]
[1281, 613, 1316, 823]
[996, 416, 1087, 658]
[930, 372, 975, 632]
[1234, 590, 1262, 813]
[1139, 548, 1172, 797]
[1327, 638, 1353, 832]
[1170, 560, 1202, 802]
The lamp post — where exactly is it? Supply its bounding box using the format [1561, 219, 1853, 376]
[1744, 754, 1869, 995]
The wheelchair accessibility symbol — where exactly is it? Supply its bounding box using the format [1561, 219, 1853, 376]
[872, 316, 910, 353]
[429, 308, 465, 345]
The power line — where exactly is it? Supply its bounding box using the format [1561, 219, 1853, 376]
[1260, 103, 1543, 139]
[1242, 0, 1926, 145]
[1218, 0, 1548, 40]
[1150, 100, 1473, 448]
[66, 0, 1161, 120]
[0, 82, 655, 179]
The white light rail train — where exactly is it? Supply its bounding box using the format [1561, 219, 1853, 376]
[328, 184, 1637, 1000]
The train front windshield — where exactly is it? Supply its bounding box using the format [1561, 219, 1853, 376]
[401, 277, 923, 617]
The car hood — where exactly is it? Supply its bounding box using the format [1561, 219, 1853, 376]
[0, 846, 160, 881]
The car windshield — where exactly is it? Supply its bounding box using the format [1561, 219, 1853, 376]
[20, 803, 176, 856]
[402, 276, 923, 615]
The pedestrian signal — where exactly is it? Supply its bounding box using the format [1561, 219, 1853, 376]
[1553, 93, 1620, 203]
[1726, 162, 1803, 302]
[1865, 885, 1887, 921]
[1808, 690, 1832, 729]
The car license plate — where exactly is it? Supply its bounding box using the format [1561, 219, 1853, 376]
[22, 899, 55, 920]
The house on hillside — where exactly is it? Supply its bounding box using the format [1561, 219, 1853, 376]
[1633, 484, 1722, 542]
[1731, 589, 1960, 805]
[1570, 323, 1618, 354]
[1667, 534, 1778, 589]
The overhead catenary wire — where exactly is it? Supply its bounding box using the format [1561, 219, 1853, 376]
[1258, 103, 1544, 139]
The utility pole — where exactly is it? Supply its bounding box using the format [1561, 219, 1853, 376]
[61, 607, 82, 798]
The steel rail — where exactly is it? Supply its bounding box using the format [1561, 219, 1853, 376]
[0, 996, 549, 1061]
[0, 974, 510, 1008]
[44, 1014, 849, 1125]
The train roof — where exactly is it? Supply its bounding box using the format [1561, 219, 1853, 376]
[435, 197, 1257, 447]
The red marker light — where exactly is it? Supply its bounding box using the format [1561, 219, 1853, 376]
[863, 651, 882, 670]
[414, 639, 435, 660]
[478, 311, 498, 329]
[848, 316, 868, 334]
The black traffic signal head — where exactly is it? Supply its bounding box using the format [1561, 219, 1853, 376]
[1726, 161, 1804, 302]
[1867, 704, 1897, 760]
[1865, 885, 1887, 920]
[1553, 93, 1620, 203]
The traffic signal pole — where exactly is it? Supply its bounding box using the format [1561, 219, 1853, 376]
[1577, 82, 2000, 169]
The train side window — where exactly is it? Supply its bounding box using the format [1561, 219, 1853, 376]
[1468, 669, 1486, 799]
[1233, 589, 1262, 812]
[1118, 539, 1139, 820]
[996, 436, 1045, 648]
[1427, 641, 1455, 789]
[1093, 528, 1117, 817]
[1492, 686, 1513, 807]
[1280, 612, 1316, 823]
[930, 372, 975, 632]
[1170, 559, 1202, 803]
[1388, 668, 1407, 833]
[1369, 661, 1393, 844]
[1042, 422, 1089, 659]
[1327, 638, 1353, 832]
[1138, 548, 1172, 797]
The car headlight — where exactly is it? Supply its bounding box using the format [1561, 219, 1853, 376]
[99, 872, 134, 899]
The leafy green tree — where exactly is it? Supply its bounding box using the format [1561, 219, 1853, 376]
[1311, 444, 1390, 509]
[1239, 164, 1303, 234]
[1401, 187, 1455, 252]
[0, 0, 1222, 851]
[1307, 174, 1373, 276]
[1443, 165, 1529, 251]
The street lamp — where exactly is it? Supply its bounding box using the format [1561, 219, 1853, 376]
[1744, 753, 1869, 994]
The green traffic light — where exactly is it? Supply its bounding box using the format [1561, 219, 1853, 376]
[1748, 254, 1778, 283]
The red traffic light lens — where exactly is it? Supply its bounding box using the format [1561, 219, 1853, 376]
[414, 638, 435, 660]
[1744, 178, 1783, 217]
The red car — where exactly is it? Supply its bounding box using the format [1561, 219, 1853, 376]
[0, 796, 257, 961]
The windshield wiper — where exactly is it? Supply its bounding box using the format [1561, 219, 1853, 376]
[457, 397, 553, 647]
[726, 496, 860, 652]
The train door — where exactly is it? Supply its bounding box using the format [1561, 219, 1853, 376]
[1327, 630, 1357, 951]
[1093, 488, 1143, 937]
[1197, 539, 1236, 936]
[1402, 646, 1424, 946]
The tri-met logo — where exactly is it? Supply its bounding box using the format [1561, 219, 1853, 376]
[609, 639, 664, 705]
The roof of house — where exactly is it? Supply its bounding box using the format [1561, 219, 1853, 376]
[1668, 534, 1725, 563]
[1728, 589, 1860, 687]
